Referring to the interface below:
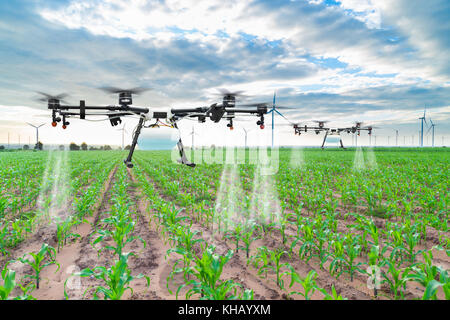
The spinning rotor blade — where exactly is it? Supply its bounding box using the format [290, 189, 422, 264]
[273, 105, 295, 110]
[216, 88, 246, 97]
[99, 86, 152, 95]
[35, 92, 70, 104]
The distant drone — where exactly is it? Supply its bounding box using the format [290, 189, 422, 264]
[287, 121, 375, 148]
[37, 88, 269, 168]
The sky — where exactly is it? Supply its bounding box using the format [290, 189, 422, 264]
[0, 0, 449, 148]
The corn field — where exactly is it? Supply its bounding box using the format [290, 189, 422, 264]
[0, 148, 449, 300]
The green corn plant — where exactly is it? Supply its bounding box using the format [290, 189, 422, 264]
[190, 279, 254, 300]
[17, 243, 60, 289]
[288, 269, 320, 300]
[172, 223, 204, 253]
[381, 260, 407, 300]
[290, 221, 315, 261]
[387, 228, 406, 265]
[166, 246, 194, 293]
[404, 250, 449, 300]
[320, 285, 347, 300]
[363, 220, 382, 249]
[287, 204, 305, 237]
[92, 215, 146, 257]
[312, 225, 331, 269]
[249, 246, 270, 274]
[403, 229, 423, 263]
[240, 223, 259, 259]
[175, 245, 236, 300]
[55, 216, 82, 252]
[224, 223, 244, 253]
[0, 223, 9, 257]
[163, 206, 188, 229]
[277, 211, 289, 245]
[0, 262, 35, 300]
[329, 238, 345, 279]
[342, 236, 364, 282]
[422, 269, 449, 300]
[367, 245, 386, 297]
[252, 247, 292, 290]
[65, 252, 150, 300]
[0, 263, 16, 300]
[298, 224, 315, 261]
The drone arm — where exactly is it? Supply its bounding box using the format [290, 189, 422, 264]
[225, 108, 267, 114]
[54, 105, 149, 114]
[171, 107, 208, 114]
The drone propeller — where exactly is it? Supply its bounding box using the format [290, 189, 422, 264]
[313, 120, 329, 124]
[361, 124, 379, 129]
[278, 122, 301, 127]
[215, 88, 247, 97]
[99, 86, 152, 95]
[35, 92, 70, 104]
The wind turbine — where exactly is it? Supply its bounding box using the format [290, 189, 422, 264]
[27, 123, 45, 149]
[116, 124, 128, 150]
[418, 108, 428, 147]
[427, 119, 436, 147]
[266, 91, 291, 148]
[242, 128, 253, 149]
[188, 126, 199, 149]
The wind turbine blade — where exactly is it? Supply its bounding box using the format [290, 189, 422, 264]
[273, 91, 276, 108]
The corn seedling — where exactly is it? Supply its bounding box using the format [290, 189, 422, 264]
[64, 252, 149, 300]
[17, 243, 60, 289]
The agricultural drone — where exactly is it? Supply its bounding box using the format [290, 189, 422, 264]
[287, 121, 375, 148]
[37, 88, 269, 168]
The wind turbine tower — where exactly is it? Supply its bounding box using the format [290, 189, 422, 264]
[427, 119, 436, 147]
[418, 108, 427, 147]
[27, 123, 45, 149]
[117, 124, 128, 150]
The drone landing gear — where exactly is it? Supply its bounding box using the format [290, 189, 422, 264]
[124, 114, 145, 168]
[321, 131, 329, 149]
[177, 138, 195, 167]
[321, 131, 346, 149]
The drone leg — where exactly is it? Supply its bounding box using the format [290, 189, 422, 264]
[124, 115, 145, 168]
[340, 137, 345, 149]
[177, 138, 196, 167]
[321, 131, 328, 149]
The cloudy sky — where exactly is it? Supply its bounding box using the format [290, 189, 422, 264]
[0, 0, 449, 148]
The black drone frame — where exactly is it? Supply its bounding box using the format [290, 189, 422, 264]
[44, 91, 268, 168]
